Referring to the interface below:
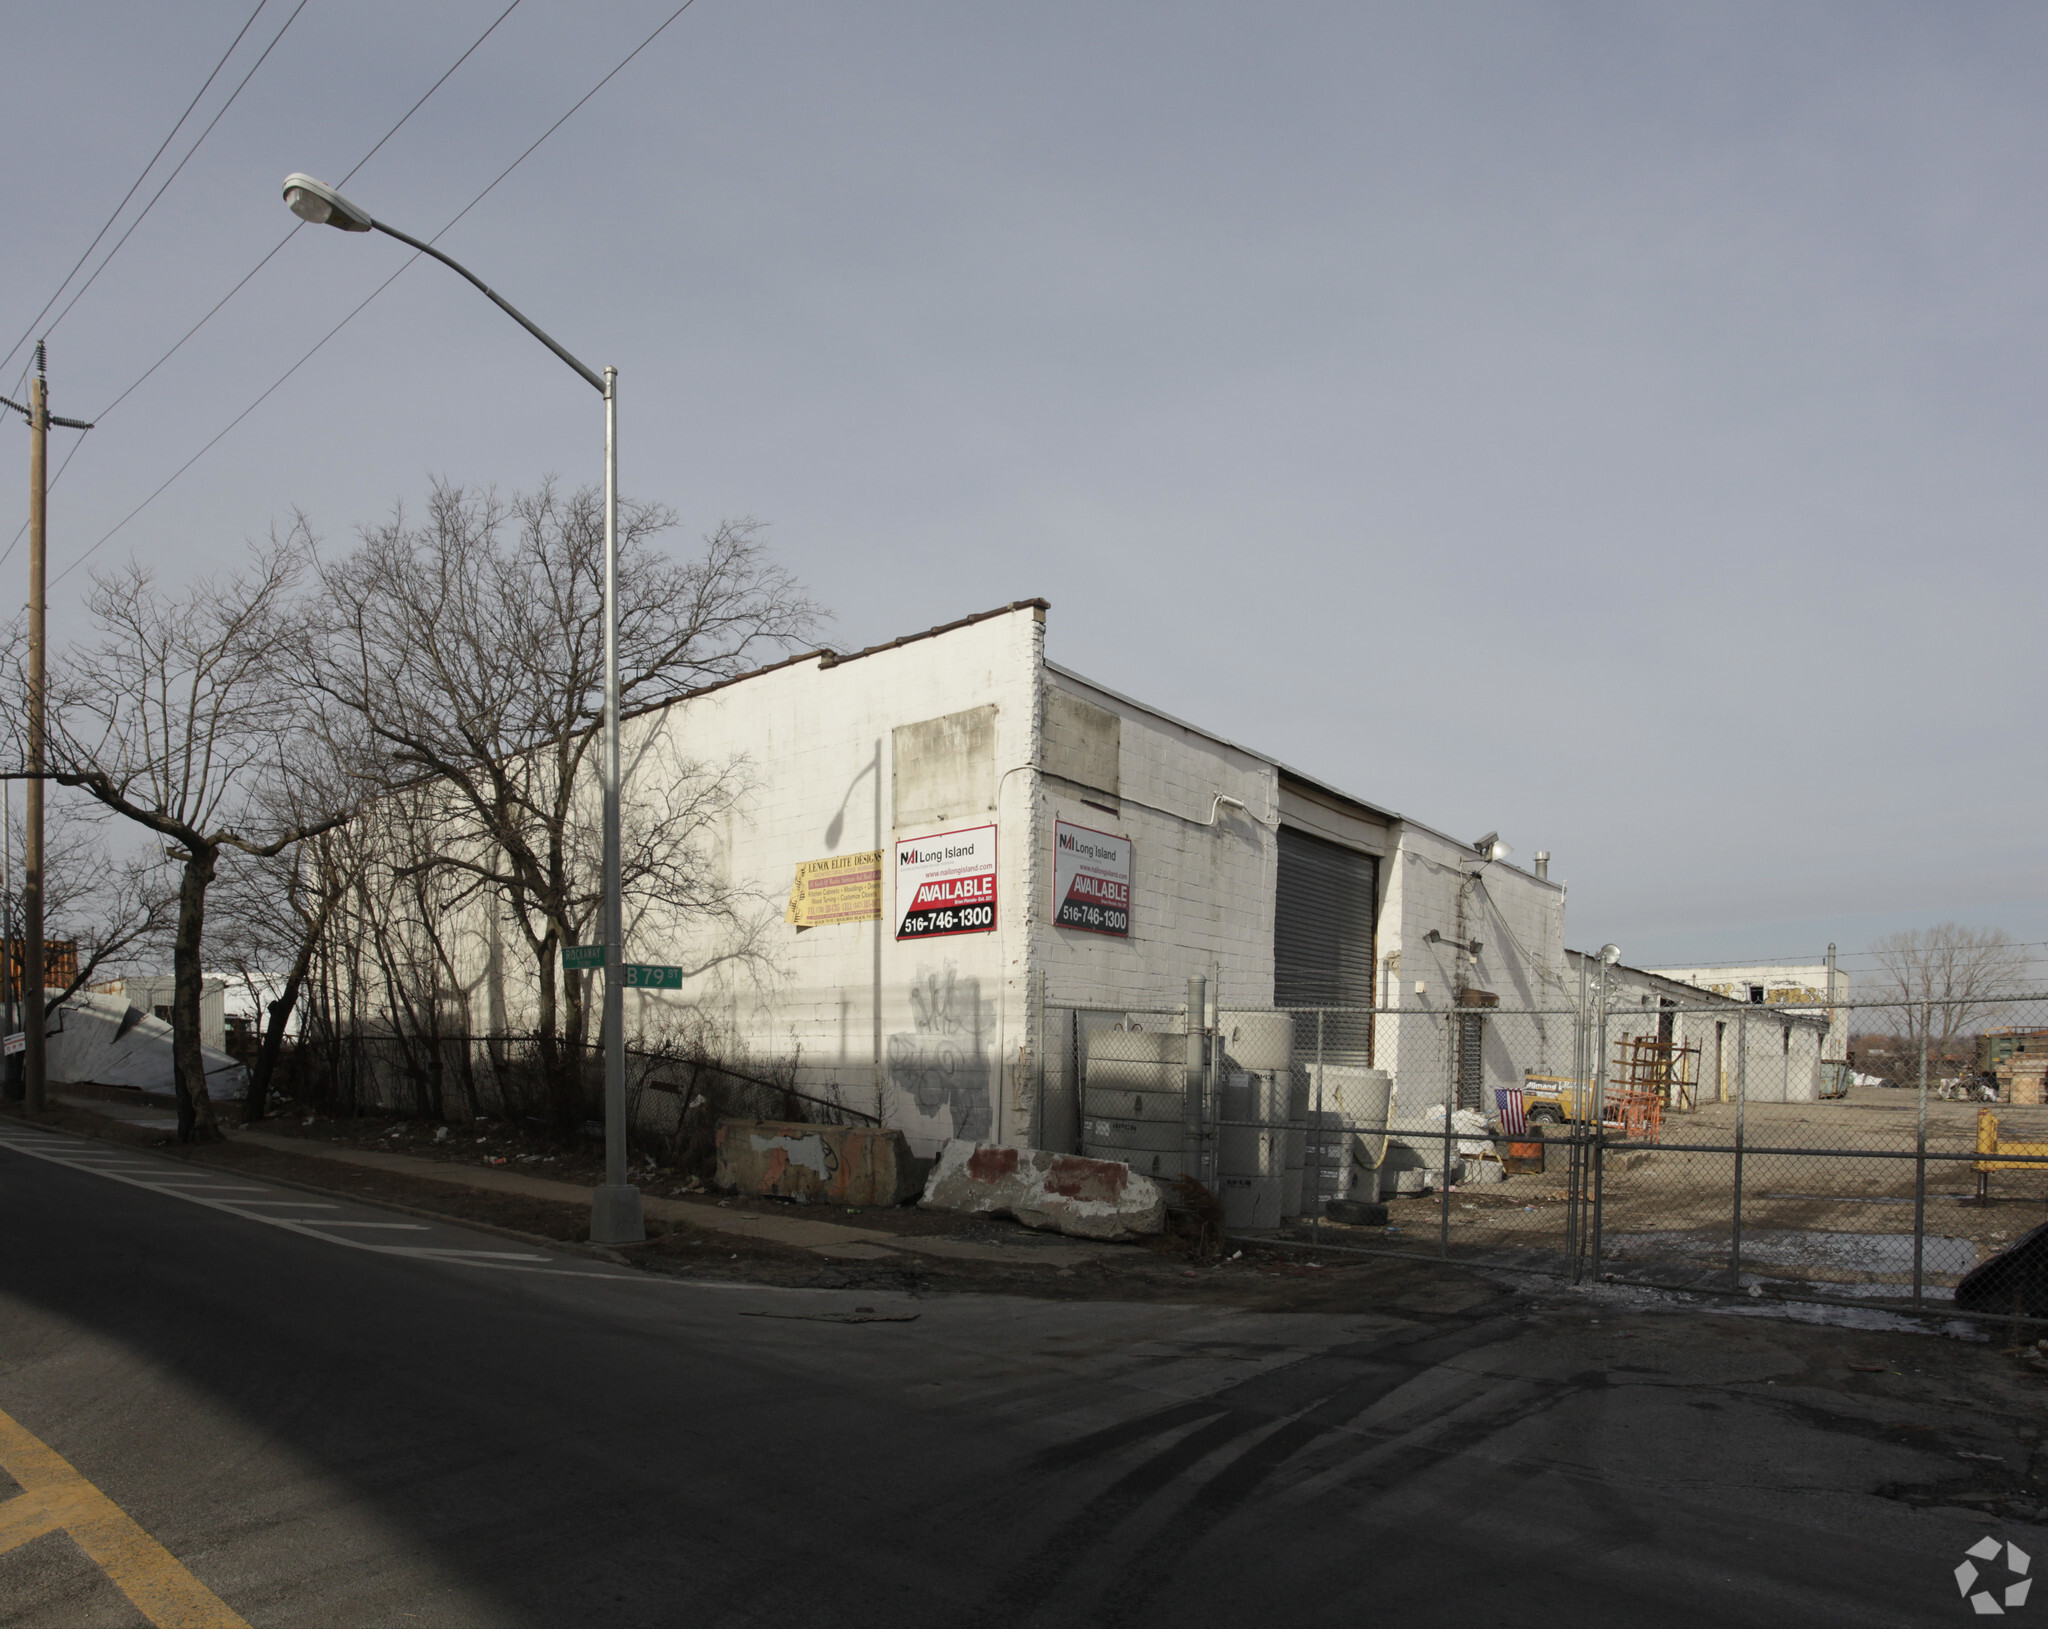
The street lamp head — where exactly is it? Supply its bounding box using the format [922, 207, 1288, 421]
[282, 173, 373, 232]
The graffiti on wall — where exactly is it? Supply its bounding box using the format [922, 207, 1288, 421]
[885, 964, 993, 1142]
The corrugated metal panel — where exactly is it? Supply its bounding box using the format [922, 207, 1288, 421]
[1274, 827, 1378, 1011]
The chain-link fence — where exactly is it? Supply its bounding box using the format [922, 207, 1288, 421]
[279, 1030, 878, 1145]
[1039, 990, 2048, 1314]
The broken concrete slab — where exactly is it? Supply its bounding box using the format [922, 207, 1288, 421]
[714, 1118, 922, 1207]
[920, 1141, 1164, 1240]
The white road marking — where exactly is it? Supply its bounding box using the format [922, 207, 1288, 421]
[0, 1132, 557, 1271]
[219, 1199, 341, 1208]
[0, 1131, 821, 1292]
[289, 1220, 431, 1231]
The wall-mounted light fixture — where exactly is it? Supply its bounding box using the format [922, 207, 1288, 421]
[1472, 832, 1512, 863]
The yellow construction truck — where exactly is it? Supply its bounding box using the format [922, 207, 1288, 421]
[1520, 1074, 1594, 1124]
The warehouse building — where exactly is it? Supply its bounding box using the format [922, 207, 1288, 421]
[468, 598, 1586, 1156]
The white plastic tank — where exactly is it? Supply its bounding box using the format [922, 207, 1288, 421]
[1302, 1065, 1392, 1210]
[1219, 1010, 1295, 1073]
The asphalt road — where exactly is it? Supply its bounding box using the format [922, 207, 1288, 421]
[0, 1122, 2027, 1627]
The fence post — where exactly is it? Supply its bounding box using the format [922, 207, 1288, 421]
[1184, 975, 1207, 1184]
[1566, 960, 1588, 1283]
[1441, 1010, 1454, 1258]
[1913, 1001, 1929, 1307]
[1591, 961, 1611, 1279]
[1731, 1008, 1747, 1289]
[1033, 968, 1047, 1150]
[1312, 1008, 1325, 1243]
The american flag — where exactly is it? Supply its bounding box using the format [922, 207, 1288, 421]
[1495, 1086, 1528, 1137]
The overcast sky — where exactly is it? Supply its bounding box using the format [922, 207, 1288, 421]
[7, 1, 2046, 983]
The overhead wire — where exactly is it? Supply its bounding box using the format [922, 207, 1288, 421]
[15, 0, 314, 375]
[91, 0, 528, 429]
[0, 0, 275, 385]
[2, 0, 530, 571]
[50, 0, 702, 587]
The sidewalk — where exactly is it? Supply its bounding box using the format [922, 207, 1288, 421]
[229, 1129, 1110, 1267]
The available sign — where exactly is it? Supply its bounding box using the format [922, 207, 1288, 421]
[895, 824, 997, 940]
[1053, 820, 1130, 937]
[1, 1033, 20, 1058]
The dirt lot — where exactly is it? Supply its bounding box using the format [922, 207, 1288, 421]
[1367, 1085, 2048, 1296]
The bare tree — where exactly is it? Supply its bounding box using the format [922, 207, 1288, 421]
[32, 801, 178, 1012]
[306, 479, 819, 1125]
[208, 826, 358, 1124]
[1869, 923, 2030, 1075]
[28, 539, 354, 1141]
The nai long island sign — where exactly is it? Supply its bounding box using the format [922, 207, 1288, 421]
[895, 824, 997, 940]
[1052, 819, 1130, 937]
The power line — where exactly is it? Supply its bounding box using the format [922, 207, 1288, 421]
[29, 0, 315, 355]
[89, 0, 527, 427]
[51, 0, 702, 585]
[1, 0, 530, 572]
[0, 0, 274, 384]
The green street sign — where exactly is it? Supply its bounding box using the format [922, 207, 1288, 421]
[623, 964, 683, 990]
[561, 944, 605, 971]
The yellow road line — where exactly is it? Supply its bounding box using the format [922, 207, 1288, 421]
[0, 1405, 250, 1628]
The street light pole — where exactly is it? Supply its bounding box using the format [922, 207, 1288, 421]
[600, 366, 629, 1217]
[282, 174, 642, 1243]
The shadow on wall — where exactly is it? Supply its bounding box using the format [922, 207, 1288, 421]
[885, 965, 993, 1147]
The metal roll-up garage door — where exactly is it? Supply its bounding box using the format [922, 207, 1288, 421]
[1274, 827, 1379, 1034]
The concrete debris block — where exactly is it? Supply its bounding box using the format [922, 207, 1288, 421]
[920, 1141, 1164, 1239]
[715, 1119, 922, 1207]
[1998, 1059, 2048, 1106]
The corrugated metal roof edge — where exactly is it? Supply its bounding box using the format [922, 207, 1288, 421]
[621, 599, 1050, 726]
[1044, 660, 1557, 888]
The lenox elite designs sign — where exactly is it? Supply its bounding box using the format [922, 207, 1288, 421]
[1053, 820, 1130, 936]
[894, 825, 997, 939]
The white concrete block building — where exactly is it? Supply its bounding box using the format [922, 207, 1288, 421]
[445, 599, 1594, 1154]
[1580, 954, 1832, 1105]
[1645, 961, 1850, 1064]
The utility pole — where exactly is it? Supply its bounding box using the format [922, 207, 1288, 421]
[3, 344, 92, 1116]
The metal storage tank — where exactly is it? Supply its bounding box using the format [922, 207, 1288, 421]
[1280, 1073, 1310, 1221]
[1218, 1070, 1284, 1229]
